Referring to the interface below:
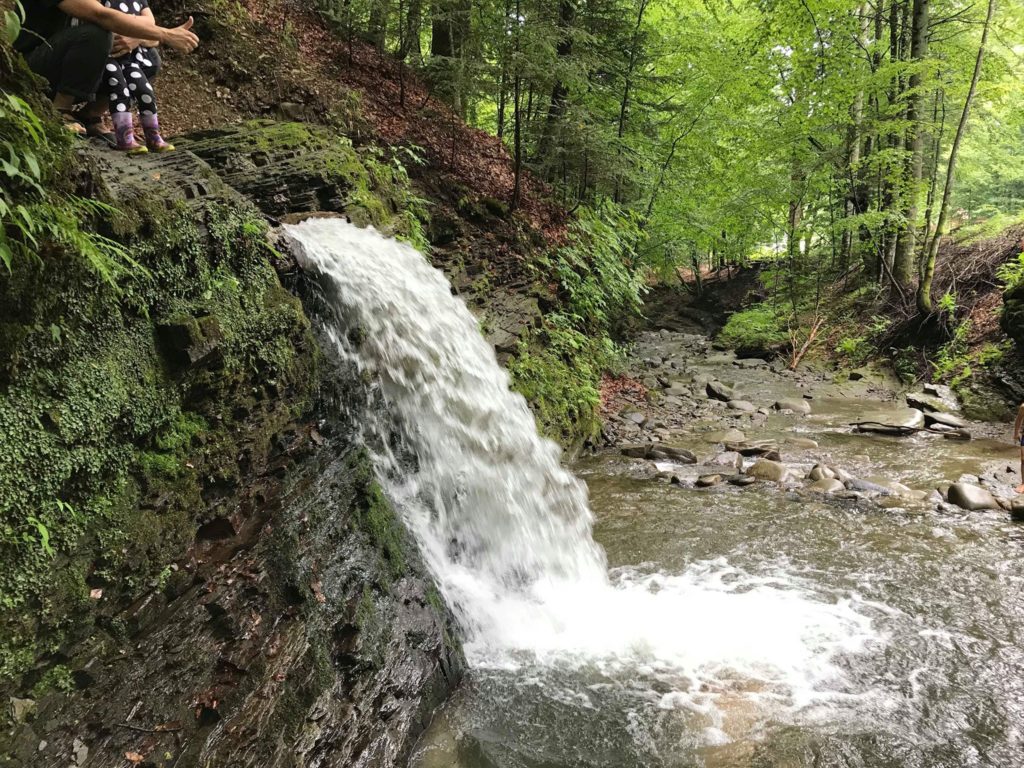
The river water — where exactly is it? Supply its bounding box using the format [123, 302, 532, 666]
[284, 219, 1024, 768]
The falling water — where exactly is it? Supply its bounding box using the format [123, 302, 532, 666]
[284, 218, 878, 714]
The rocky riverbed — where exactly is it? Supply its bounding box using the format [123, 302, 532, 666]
[601, 329, 1024, 517]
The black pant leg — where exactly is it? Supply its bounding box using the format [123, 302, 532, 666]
[24, 23, 113, 101]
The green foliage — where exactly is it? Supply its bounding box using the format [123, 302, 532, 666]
[717, 303, 791, 353]
[508, 315, 612, 445]
[0, 90, 129, 281]
[997, 249, 1024, 291]
[540, 200, 647, 337]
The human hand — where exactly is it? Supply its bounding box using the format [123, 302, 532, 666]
[111, 34, 141, 56]
[160, 17, 198, 53]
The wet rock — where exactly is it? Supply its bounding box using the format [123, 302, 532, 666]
[727, 473, 757, 486]
[947, 483, 1000, 511]
[725, 440, 779, 457]
[156, 314, 224, 369]
[659, 446, 698, 463]
[623, 411, 648, 427]
[773, 398, 811, 414]
[696, 474, 723, 487]
[727, 400, 756, 413]
[907, 389, 959, 413]
[703, 428, 746, 444]
[808, 464, 835, 481]
[844, 477, 894, 495]
[735, 358, 768, 369]
[924, 411, 967, 429]
[711, 451, 743, 469]
[706, 381, 734, 402]
[73, 738, 88, 766]
[621, 445, 651, 459]
[809, 478, 844, 494]
[941, 429, 972, 442]
[787, 437, 818, 450]
[1011, 497, 1024, 521]
[746, 459, 790, 483]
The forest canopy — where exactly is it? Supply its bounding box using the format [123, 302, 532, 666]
[320, 0, 1024, 316]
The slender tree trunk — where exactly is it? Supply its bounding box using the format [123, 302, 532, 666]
[613, 0, 649, 204]
[919, 88, 946, 265]
[893, 0, 929, 291]
[536, 0, 576, 176]
[510, 0, 523, 209]
[368, 0, 391, 50]
[917, 0, 995, 314]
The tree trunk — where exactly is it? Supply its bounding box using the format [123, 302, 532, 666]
[510, 0, 523, 210]
[892, 0, 929, 291]
[917, 0, 995, 314]
[536, 1, 576, 176]
[368, 0, 391, 50]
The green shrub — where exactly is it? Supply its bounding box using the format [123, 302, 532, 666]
[718, 302, 790, 352]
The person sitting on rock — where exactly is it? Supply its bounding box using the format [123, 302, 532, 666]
[13, 0, 198, 135]
[97, 0, 174, 152]
[1014, 401, 1024, 494]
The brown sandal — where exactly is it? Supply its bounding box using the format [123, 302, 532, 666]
[57, 108, 86, 135]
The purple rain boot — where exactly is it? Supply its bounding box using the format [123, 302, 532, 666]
[111, 111, 147, 154]
[141, 112, 174, 152]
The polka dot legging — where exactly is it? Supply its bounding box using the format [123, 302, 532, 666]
[103, 49, 158, 116]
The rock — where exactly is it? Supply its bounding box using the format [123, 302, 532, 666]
[735, 358, 768, 369]
[156, 314, 224, 370]
[924, 411, 967, 429]
[1011, 497, 1024, 521]
[623, 411, 647, 426]
[774, 398, 811, 414]
[9, 697, 35, 724]
[664, 385, 690, 397]
[621, 445, 650, 459]
[808, 464, 835, 481]
[746, 459, 790, 483]
[696, 474, 723, 487]
[727, 473, 757, 486]
[725, 440, 779, 457]
[947, 483, 1000, 511]
[809, 478, 845, 493]
[727, 400, 756, 413]
[942, 429, 972, 442]
[703, 428, 746, 444]
[706, 381, 734, 402]
[787, 437, 818, 450]
[907, 389, 959, 413]
[73, 738, 88, 766]
[844, 477, 894, 495]
[711, 451, 744, 469]
[649, 445, 697, 464]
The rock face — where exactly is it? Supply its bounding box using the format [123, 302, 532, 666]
[947, 483, 1001, 511]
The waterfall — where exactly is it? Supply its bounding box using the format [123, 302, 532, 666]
[284, 218, 877, 702]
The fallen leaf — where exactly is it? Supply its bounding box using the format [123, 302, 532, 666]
[125, 751, 144, 764]
[89, 588, 103, 600]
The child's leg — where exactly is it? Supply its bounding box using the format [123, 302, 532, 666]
[127, 55, 173, 151]
[104, 59, 146, 152]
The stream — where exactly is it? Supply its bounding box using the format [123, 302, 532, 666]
[286, 219, 1024, 768]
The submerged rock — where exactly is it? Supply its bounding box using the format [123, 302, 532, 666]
[808, 464, 835, 481]
[774, 398, 811, 414]
[948, 483, 1000, 511]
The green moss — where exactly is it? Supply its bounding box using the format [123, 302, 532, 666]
[0, 198, 320, 688]
[508, 319, 607, 447]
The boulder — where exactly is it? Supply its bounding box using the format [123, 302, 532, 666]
[947, 483, 1000, 511]
[907, 388, 959, 413]
[809, 478, 844, 494]
[746, 459, 790, 483]
[664, 385, 690, 397]
[9, 697, 35, 724]
[696, 474, 723, 487]
[621, 445, 651, 459]
[774, 398, 811, 414]
[808, 464, 835, 481]
[727, 400, 756, 413]
[844, 477, 894, 495]
[711, 451, 744, 469]
[622, 411, 648, 426]
[923, 411, 967, 429]
[706, 381, 734, 402]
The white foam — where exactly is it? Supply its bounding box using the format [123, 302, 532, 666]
[284, 218, 881, 720]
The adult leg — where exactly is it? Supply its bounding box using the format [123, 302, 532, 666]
[1018, 445, 1024, 494]
[25, 24, 113, 125]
